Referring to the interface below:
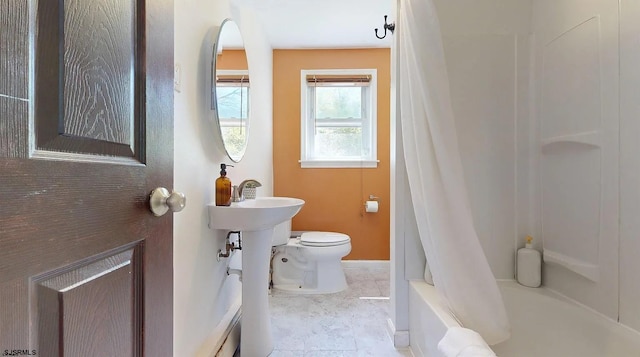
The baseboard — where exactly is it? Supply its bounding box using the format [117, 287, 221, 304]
[386, 318, 410, 348]
[342, 260, 389, 270]
[215, 314, 241, 357]
[194, 297, 242, 357]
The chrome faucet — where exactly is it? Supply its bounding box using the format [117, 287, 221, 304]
[236, 179, 262, 201]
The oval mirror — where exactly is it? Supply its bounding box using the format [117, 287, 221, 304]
[211, 19, 249, 162]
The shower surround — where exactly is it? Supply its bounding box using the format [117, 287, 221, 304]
[391, 0, 640, 354]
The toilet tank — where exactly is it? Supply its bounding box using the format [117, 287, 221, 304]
[272, 219, 292, 246]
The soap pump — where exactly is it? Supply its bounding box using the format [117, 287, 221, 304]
[516, 235, 541, 287]
[215, 163, 233, 206]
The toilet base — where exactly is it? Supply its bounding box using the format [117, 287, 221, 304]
[273, 282, 346, 295]
[272, 240, 351, 294]
[273, 260, 348, 294]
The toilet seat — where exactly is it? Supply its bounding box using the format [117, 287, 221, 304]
[299, 232, 350, 247]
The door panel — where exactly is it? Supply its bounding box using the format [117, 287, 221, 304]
[0, 0, 174, 355]
[62, 0, 135, 147]
[36, 0, 140, 158]
[36, 246, 142, 356]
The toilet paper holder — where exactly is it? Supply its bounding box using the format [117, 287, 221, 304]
[364, 195, 380, 213]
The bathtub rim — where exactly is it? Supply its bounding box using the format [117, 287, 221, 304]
[497, 279, 640, 342]
[409, 279, 460, 328]
[409, 278, 640, 356]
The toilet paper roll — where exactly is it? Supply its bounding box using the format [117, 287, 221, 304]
[365, 200, 379, 213]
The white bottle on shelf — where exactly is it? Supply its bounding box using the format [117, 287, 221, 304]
[517, 235, 541, 287]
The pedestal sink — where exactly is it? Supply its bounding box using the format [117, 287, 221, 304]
[208, 197, 304, 357]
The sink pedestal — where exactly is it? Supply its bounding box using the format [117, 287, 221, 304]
[207, 197, 305, 356]
[240, 227, 275, 357]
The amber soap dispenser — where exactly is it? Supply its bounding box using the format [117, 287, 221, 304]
[215, 163, 233, 206]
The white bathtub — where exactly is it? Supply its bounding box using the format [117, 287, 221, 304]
[409, 280, 640, 357]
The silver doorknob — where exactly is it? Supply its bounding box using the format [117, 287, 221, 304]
[150, 187, 186, 216]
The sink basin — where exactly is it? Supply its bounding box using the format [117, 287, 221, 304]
[208, 197, 305, 232]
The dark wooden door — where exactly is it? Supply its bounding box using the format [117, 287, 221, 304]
[0, 0, 174, 356]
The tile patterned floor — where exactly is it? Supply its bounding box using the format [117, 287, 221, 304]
[260, 266, 413, 357]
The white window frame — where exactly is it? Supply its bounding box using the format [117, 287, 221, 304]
[299, 69, 378, 168]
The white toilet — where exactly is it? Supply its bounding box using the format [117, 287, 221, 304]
[271, 220, 351, 294]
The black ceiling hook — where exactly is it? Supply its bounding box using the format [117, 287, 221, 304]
[374, 15, 395, 39]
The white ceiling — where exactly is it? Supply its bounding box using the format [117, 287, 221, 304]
[242, 0, 393, 49]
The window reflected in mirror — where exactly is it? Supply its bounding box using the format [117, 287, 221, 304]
[216, 71, 249, 161]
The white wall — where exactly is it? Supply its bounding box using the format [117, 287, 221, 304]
[173, 1, 273, 355]
[619, 0, 640, 333]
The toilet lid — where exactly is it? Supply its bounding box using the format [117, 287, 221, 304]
[300, 232, 350, 247]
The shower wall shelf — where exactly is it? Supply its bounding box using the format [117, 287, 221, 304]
[543, 249, 600, 282]
[540, 130, 601, 151]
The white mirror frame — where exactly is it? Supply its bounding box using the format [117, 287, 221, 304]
[211, 18, 249, 163]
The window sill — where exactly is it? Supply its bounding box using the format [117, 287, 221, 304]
[299, 160, 379, 168]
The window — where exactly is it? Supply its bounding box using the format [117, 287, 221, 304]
[216, 70, 249, 160]
[300, 69, 378, 168]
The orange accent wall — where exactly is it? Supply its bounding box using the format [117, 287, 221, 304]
[216, 50, 247, 69]
[273, 49, 391, 260]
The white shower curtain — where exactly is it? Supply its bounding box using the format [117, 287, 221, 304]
[398, 0, 510, 345]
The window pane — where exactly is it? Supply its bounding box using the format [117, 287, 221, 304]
[314, 127, 363, 158]
[216, 86, 248, 119]
[315, 87, 362, 119]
